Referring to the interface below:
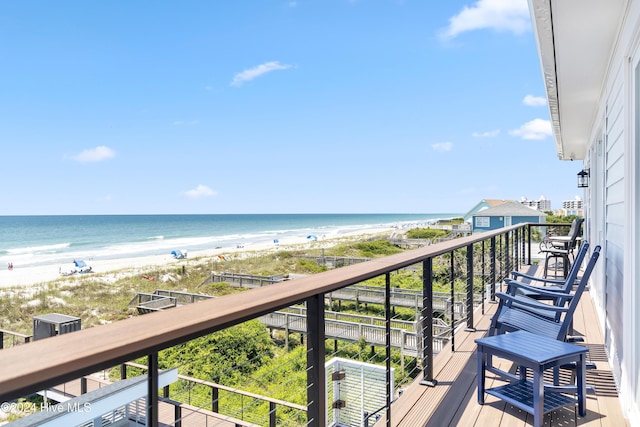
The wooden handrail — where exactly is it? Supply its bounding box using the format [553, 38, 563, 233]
[0, 224, 525, 403]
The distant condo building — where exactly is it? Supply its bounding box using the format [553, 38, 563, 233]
[561, 196, 584, 216]
[562, 197, 583, 210]
[519, 195, 551, 212]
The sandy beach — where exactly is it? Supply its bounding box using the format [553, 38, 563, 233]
[0, 226, 396, 289]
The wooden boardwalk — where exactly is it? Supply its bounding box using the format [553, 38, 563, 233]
[210, 272, 473, 316]
[260, 308, 452, 357]
[377, 280, 629, 426]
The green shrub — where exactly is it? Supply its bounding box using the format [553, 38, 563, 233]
[354, 240, 402, 257]
[406, 228, 449, 240]
[295, 259, 328, 273]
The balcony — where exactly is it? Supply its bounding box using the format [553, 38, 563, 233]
[0, 224, 627, 426]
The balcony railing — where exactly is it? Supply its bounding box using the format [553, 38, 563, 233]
[0, 223, 544, 426]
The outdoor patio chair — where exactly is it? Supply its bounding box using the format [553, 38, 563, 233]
[501, 243, 596, 341]
[490, 245, 600, 340]
[507, 240, 589, 302]
[539, 218, 584, 278]
[486, 246, 601, 395]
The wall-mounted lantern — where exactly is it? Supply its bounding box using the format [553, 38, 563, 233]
[577, 169, 590, 188]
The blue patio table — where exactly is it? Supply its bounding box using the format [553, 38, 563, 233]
[475, 330, 588, 427]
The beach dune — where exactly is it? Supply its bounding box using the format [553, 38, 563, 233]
[0, 226, 396, 289]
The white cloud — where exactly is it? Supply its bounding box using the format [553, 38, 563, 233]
[440, 0, 530, 40]
[432, 142, 454, 152]
[231, 61, 292, 87]
[523, 94, 547, 107]
[472, 129, 500, 137]
[183, 184, 218, 199]
[73, 146, 116, 163]
[509, 118, 552, 140]
[173, 120, 199, 126]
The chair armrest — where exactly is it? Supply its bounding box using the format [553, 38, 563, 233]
[495, 292, 570, 313]
[505, 281, 574, 306]
[510, 271, 565, 285]
[505, 279, 573, 297]
[539, 247, 571, 255]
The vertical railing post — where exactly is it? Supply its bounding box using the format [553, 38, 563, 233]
[81, 377, 87, 394]
[147, 352, 159, 427]
[385, 273, 392, 427]
[490, 236, 496, 302]
[465, 244, 475, 331]
[121, 363, 127, 380]
[450, 251, 455, 352]
[420, 258, 437, 386]
[269, 402, 276, 427]
[212, 386, 219, 412]
[0, 331, 4, 350]
[481, 241, 486, 314]
[175, 404, 182, 427]
[520, 225, 529, 265]
[514, 228, 520, 272]
[504, 232, 510, 283]
[528, 224, 533, 264]
[306, 294, 326, 427]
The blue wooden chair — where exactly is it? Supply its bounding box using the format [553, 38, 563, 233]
[539, 218, 584, 278]
[486, 246, 601, 394]
[505, 240, 589, 315]
[490, 245, 600, 340]
[509, 240, 588, 291]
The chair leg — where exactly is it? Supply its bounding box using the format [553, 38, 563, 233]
[544, 255, 550, 278]
[563, 254, 570, 278]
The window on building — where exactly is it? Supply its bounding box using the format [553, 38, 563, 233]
[475, 217, 490, 227]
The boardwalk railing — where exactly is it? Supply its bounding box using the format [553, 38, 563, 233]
[209, 273, 477, 317]
[0, 329, 31, 349]
[0, 223, 541, 426]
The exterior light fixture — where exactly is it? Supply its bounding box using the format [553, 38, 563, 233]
[577, 169, 590, 188]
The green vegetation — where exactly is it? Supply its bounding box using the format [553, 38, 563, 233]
[543, 213, 582, 224]
[406, 228, 449, 240]
[353, 240, 403, 257]
[0, 230, 507, 423]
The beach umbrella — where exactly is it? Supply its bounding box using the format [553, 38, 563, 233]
[74, 260, 87, 268]
[307, 235, 318, 241]
[273, 239, 279, 245]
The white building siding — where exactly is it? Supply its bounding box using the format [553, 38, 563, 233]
[575, 8, 640, 415]
[603, 62, 627, 383]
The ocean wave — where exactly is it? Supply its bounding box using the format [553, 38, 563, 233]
[6, 242, 71, 255]
[0, 214, 461, 268]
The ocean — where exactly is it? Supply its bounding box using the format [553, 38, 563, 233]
[0, 213, 460, 269]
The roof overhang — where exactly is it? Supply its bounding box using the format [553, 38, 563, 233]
[528, 0, 626, 160]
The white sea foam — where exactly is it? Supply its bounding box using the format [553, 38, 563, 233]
[6, 243, 71, 255]
[0, 214, 460, 271]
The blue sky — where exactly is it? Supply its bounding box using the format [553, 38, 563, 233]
[1, 0, 582, 215]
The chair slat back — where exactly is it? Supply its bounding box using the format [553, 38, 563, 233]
[566, 218, 585, 249]
[559, 240, 589, 291]
[492, 245, 601, 341]
[556, 245, 601, 339]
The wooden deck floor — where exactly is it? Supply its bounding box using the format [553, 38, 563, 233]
[378, 280, 629, 426]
